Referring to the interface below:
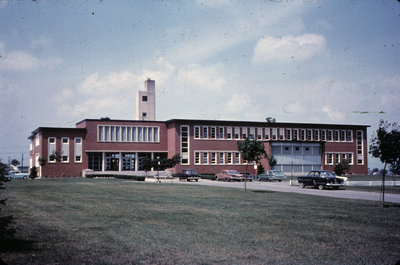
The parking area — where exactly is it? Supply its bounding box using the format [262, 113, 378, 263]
[175, 179, 400, 204]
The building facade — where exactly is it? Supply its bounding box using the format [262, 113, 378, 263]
[29, 118, 369, 178]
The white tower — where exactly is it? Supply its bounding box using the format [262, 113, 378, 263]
[136, 78, 156, 121]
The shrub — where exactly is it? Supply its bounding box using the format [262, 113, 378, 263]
[114, 175, 145, 181]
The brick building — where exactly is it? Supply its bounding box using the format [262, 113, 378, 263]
[29, 117, 369, 178]
[28, 79, 369, 178]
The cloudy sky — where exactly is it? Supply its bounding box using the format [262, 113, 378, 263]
[0, 0, 399, 169]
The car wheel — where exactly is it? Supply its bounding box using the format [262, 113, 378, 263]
[318, 184, 325, 190]
[299, 183, 305, 188]
[278, 180, 282, 182]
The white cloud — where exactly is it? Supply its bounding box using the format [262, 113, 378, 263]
[321, 105, 345, 122]
[176, 64, 226, 91]
[0, 42, 62, 71]
[56, 58, 176, 119]
[196, 0, 230, 8]
[252, 34, 326, 64]
[225, 93, 251, 114]
[31, 36, 52, 49]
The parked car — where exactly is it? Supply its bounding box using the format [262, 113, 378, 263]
[215, 170, 245, 181]
[173, 169, 200, 182]
[5, 169, 28, 180]
[257, 170, 286, 182]
[297, 170, 344, 190]
[241, 173, 253, 182]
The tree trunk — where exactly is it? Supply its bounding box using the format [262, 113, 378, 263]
[381, 163, 386, 207]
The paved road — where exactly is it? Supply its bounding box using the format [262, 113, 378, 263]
[176, 179, 400, 204]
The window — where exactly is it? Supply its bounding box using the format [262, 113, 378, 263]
[279, 128, 285, 140]
[334, 130, 339, 142]
[327, 130, 333, 141]
[48, 137, 56, 163]
[194, 126, 200, 139]
[249, 128, 255, 139]
[293, 129, 298, 141]
[272, 128, 277, 140]
[202, 126, 208, 139]
[219, 127, 224, 139]
[340, 130, 346, 142]
[74, 137, 83, 163]
[357, 130, 364, 164]
[142, 96, 147, 102]
[335, 153, 340, 164]
[242, 127, 248, 139]
[227, 152, 232, 164]
[234, 127, 240, 139]
[211, 152, 216, 164]
[314, 130, 319, 141]
[257, 128, 263, 140]
[35, 133, 40, 146]
[121, 127, 126, 142]
[111, 126, 115, 141]
[307, 129, 312, 141]
[116, 127, 120, 141]
[227, 127, 232, 139]
[300, 129, 305, 141]
[348, 153, 353, 165]
[62, 156, 69, 163]
[347, 130, 353, 142]
[195, 152, 200, 164]
[265, 128, 270, 140]
[327, 153, 333, 164]
[321, 130, 326, 141]
[219, 152, 225, 164]
[235, 152, 240, 164]
[286, 129, 292, 141]
[181, 126, 189, 164]
[211, 127, 216, 139]
[61, 137, 69, 163]
[203, 152, 208, 164]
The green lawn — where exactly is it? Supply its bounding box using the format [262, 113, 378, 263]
[1, 178, 400, 265]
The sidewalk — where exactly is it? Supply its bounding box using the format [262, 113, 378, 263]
[178, 179, 400, 204]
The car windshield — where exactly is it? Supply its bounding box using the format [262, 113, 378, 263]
[320, 171, 335, 178]
[226, 170, 240, 174]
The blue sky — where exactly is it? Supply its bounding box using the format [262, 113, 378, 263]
[0, 0, 399, 169]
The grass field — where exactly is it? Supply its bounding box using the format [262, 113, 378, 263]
[1, 178, 400, 265]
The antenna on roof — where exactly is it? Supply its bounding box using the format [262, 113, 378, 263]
[266, 117, 276, 123]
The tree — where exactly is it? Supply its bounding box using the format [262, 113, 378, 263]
[237, 138, 276, 191]
[29, 166, 38, 179]
[0, 162, 16, 241]
[369, 120, 400, 207]
[334, 160, 351, 176]
[142, 154, 181, 182]
[10, 159, 20, 167]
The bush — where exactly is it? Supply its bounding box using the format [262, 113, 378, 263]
[200, 174, 216, 181]
[29, 167, 38, 179]
[114, 175, 145, 181]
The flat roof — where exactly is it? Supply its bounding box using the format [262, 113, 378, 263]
[75, 118, 369, 128]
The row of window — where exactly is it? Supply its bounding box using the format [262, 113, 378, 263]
[194, 151, 244, 165]
[325, 153, 354, 165]
[47, 137, 82, 163]
[97, 125, 159, 143]
[193, 126, 355, 142]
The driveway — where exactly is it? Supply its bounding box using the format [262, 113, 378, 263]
[179, 179, 400, 204]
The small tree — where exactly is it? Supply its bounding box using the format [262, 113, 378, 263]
[10, 159, 20, 167]
[369, 120, 400, 207]
[0, 162, 16, 240]
[29, 166, 38, 179]
[237, 138, 277, 191]
[334, 160, 351, 176]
